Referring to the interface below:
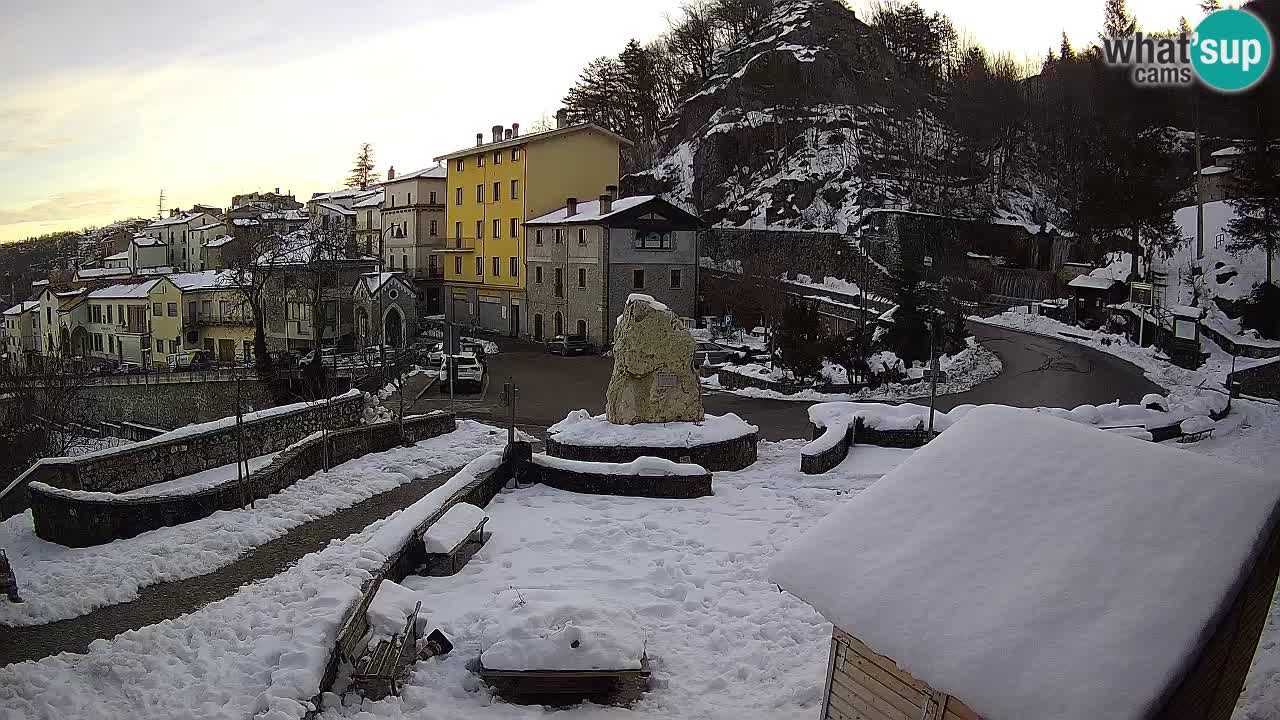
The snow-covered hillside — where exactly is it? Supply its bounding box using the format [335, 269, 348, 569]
[632, 0, 1065, 234]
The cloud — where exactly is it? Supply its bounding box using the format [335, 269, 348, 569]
[0, 191, 144, 228]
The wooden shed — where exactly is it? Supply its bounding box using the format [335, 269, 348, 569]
[771, 405, 1280, 720]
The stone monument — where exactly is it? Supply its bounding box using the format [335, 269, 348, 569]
[606, 294, 704, 424]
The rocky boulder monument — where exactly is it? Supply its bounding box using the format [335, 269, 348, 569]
[606, 294, 704, 424]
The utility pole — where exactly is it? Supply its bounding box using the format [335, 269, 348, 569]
[924, 254, 938, 436]
[500, 381, 519, 445]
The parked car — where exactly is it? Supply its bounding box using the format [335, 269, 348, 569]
[167, 350, 215, 371]
[301, 347, 338, 366]
[547, 335, 592, 356]
[438, 353, 485, 391]
[114, 361, 145, 375]
[269, 350, 302, 369]
[427, 342, 446, 366]
[694, 341, 734, 366]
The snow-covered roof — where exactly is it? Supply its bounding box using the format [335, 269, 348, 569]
[104, 250, 129, 261]
[255, 231, 376, 267]
[359, 271, 404, 294]
[88, 280, 159, 299]
[3, 301, 39, 316]
[315, 202, 356, 217]
[524, 196, 660, 225]
[771, 405, 1277, 720]
[352, 191, 385, 209]
[131, 236, 166, 248]
[74, 267, 133, 280]
[1198, 165, 1232, 176]
[145, 212, 206, 229]
[385, 166, 447, 183]
[192, 221, 225, 232]
[1067, 274, 1120, 290]
[165, 270, 240, 291]
[434, 123, 634, 162]
[202, 235, 234, 248]
[1212, 145, 1244, 157]
[232, 218, 260, 226]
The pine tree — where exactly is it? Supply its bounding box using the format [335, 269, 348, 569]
[775, 300, 827, 380]
[1059, 32, 1074, 62]
[1102, 0, 1136, 39]
[1228, 138, 1280, 288]
[346, 143, 380, 190]
[1200, 0, 1222, 16]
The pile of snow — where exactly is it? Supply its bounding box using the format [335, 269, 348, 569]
[627, 292, 669, 313]
[366, 579, 429, 645]
[710, 339, 1001, 404]
[773, 405, 1277, 720]
[533, 453, 707, 476]
[421, 502, 487, 553]
[122, 453, 279, 498]
[0, 421, 507, 627]
[1181, 416, 1216, 435]
[548, 410, 757, 447]
[479, 589, 646, 671]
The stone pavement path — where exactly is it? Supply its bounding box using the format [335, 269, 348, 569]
[0, 469, 459, 668]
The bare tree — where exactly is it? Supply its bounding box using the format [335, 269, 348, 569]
[0, 353, 107, 488]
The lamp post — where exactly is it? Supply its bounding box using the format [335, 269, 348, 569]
[924, 254, 939, 437]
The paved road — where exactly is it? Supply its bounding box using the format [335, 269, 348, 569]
[407, 323, 1165, 441]
[0, 470, 456, 667]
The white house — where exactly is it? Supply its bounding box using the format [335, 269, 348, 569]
[143, 211, 219, 271]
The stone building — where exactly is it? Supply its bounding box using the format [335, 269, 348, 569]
[380, 165, 448, 316]
[524, 192, 701, 347]
[352, 272, 418, 348]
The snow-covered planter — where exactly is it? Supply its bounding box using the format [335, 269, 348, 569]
[546, 411, 758, 472]
[479, 589, 646, 672]
[527, 454, 713, 499]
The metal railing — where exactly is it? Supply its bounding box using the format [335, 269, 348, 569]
[183, 311, 254, 328]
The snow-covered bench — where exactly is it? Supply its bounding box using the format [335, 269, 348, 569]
[351, 601, 421, 700]
[422, 503, 489, 575]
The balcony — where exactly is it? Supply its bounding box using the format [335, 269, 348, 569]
[434, 238, 476, 252]
[184, 311, 254, 329]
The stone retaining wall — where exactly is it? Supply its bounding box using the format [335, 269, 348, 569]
[852, 419, 934, 448]
[545, 432, 758, 472]
[522, 459, 713, 499]
[1201, 322, 1280, 360]
[29, 413, 457, 548]
[1, 393, 365, 519]
[800, 423, 854, 475]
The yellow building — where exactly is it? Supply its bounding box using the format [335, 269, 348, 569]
[433, 116, 631, 336]
[149, 271, 254, 367]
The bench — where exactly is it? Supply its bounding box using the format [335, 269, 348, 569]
[1179, 427, 1215, 443]
[422, 503, 489, 575]
[350, 601, 422, 700]
[478, 656, 652, 707]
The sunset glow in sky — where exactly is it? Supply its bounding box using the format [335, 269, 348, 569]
[0, 0, 1203, 244]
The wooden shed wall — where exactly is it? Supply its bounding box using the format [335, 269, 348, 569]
[823, 627, 980, 720]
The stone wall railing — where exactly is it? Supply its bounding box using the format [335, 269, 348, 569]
[1201, 322, 1280, 360]
[1230, 358, 1280, 400]
[522, 457, 713, 499]
[545, 432, 758, 472]
[800, 422, 854, 475]
[1, 392, 366, 520]
[28, 413, 456, 547]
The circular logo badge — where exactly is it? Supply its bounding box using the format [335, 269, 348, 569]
[1193, 9, 1273, 92]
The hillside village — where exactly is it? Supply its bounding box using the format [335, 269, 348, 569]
[2, 0, 1280, 719]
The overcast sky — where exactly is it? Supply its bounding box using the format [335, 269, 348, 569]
[0, 0, 1203, 244]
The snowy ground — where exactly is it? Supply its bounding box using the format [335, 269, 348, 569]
[0, 421, 508, 627]
[704, 338, 1002, 403]
[316, 441, 915, 720]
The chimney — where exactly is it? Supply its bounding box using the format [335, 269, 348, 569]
[605, 184, 618, 198]
[388, 166, 396, 180]
[598, 194, 612, 215]
[566, 197, 578, 217]
[511, 123, 520, 137]
[556, 108, 569, 129]
[492, 124, 503, 143]
[476, 132, 484, 146]
[274, 187, 280, 194]
[504, 128, 512, 140]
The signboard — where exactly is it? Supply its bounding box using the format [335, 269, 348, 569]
[1130, 282, 1154, 307]
[923, 255, 934, 268]
[657, 372, 677, 388]
[1175, 318, 1198, 340]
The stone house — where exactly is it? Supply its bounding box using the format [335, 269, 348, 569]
[524, 193, 701, 347]
[352, 272, 417, 348]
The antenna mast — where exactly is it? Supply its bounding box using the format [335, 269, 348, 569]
[157, 189, 166, 219]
